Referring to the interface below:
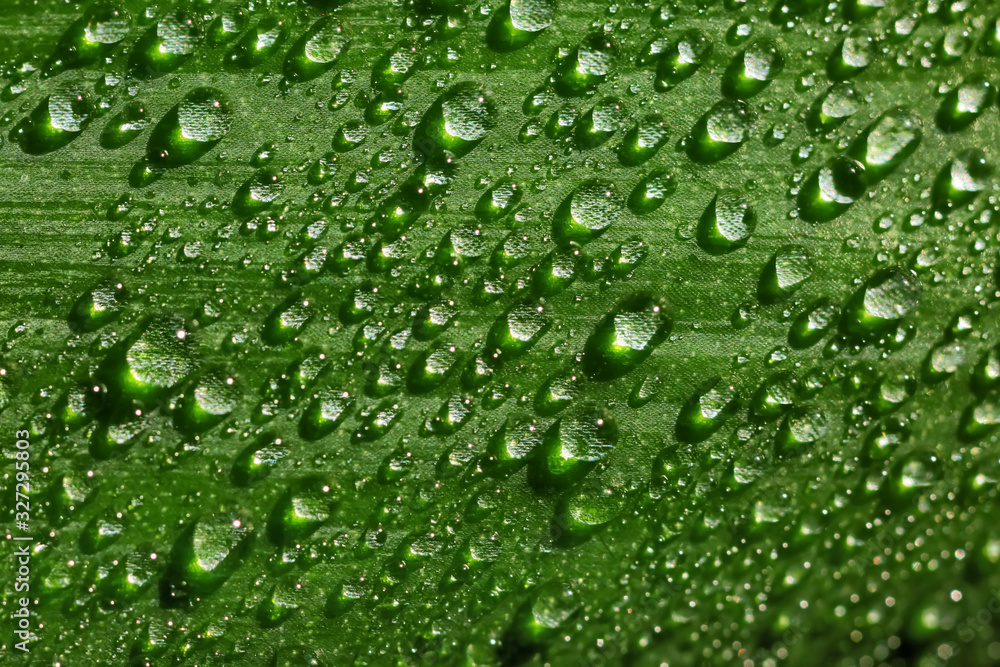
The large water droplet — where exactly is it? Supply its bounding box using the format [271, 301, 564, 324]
[697, 189, 755, 253]
[284, 18, 348, 83]
[552, 180, 623, 245]
[758, 245, 812, 303]
[687, 99, 754, 164]
[848, 108, 921, 183]
[13, 87, 93, 154]
[654, 29, 713, 92]
[130, 10, 202, 78]
[797, 155, 867, 223]
[582, 294, 671, 381]
[553, 32, 618, 96]
[487, 0, 556, 52]
[530, 407, 618, 489]
[415, 83, 497, 163]
[676, 376, 741, 443]
[722, 39, 784, 98]
[145, 87, 233, 170]
[844, 266, 921, 335]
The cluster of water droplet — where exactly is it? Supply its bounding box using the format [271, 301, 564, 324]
[2, 0, 1000, 664]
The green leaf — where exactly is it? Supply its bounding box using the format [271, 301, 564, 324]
[1, 0, 999, 665]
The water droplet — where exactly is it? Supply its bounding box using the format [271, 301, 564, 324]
[807, 82, 860, 133]
[164, 514, 253, 603]
[844, 266, 921, 335]
[627, 169, 676, 215]
[263, 295, 313, 345]
[697, 189, 755, 253]
[848, 108, 922, 183]
[47, 1, 131, 75]
[486, 416, 545, 476]
[936, 77, 994, 133]
[775, 405, 826, 457]
[284, 18, 349, 83]
[108, 316, 195, 402]
[267, 477, 335, 547]
[530, 406, 618, 488]
[575, 96, 626, 149]
[960, 394, 1000, 442]
[507, 582, 579, 648]
[827, 29, 875, 81]
[687, 99, 754, 164]
[300, 388, 352, 440]
[788, 299, 839, 348]
[870, 372, 915, 415]
[654, 30, 713, 92]
[750, 371, 798, 421]
[69, 280, 126, 332]
[932, 149, 993, 213]
[553, 32, 618, 97]
[407, 343, 460, 394]
[145, 87, 233, 169]
[228, 17, 287, 68]
[364, 88, 406, 126]
[552, 179, 623, 245]
[758, 245, 812, 303]
[233, 170, 283, 218]
[722, 39, 784, 99]
[676, 376, 741, 443]
[972, 344, 1000, 394]
[555, 473, 629, 544]
[176, 371, 239, 433]
[485, 301, 551, 366]
[130, 10, 202, 79]
[476, 180, 522, 223]
[100, 99, 150, 149]
[582, 294, 671, 381]
[617, 114, 669, 166]
[487, 0, 556, 52]
[797, 155, 867, 223]
[13, 87, 93, 154]
[415, 83, 497, 163]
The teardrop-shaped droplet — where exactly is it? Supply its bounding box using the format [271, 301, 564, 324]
[936, 77, 995, 133]
[827, 30, 875, 80]
[227, 17, 287, 68]
[617, 114, 669, 166]
[284, 17, 349, 83]
[487, 0, 556, 52]
[844, 266, 921, 336]
[687, 99, 754, 164]
[797, 155, 867, 223]
[627, 169, 676, 215]
[552, 180, 623, 246]
[696, 189, 756, 253]
[758, 245, 812, 303]
[100, 100, 150, 149]
[553, 32, 618, 96]
[582, 294, 671, 381]
[13, 87, 93, 154]
[676, 376, 740, 443]
[722, 39, 783, 98]
[848, 108, 921, 183]
[414, 83, 497, 163]
[47, 1, 131, 75]
[130, 10, 202, 78]
[530, 407, 618, 489]
[654, 29, 712, 91]
[807, 82, 860, 133]
[145, 87, 233, 169]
